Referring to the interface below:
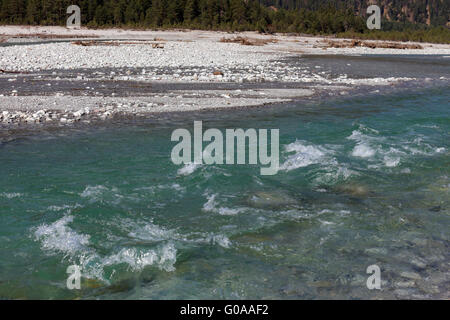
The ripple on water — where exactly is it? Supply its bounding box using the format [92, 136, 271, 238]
[0, 192, 24, 199]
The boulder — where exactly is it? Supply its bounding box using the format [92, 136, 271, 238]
[247, 191, 298, 209]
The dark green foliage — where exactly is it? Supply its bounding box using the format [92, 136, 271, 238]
[260, 0, 449, 27]
[0, 0, 448, 43]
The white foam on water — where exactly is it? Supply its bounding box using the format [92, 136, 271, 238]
[416, 124, 440, 129]
[403, 136, 443, 156]
[79, 242, 178, 280]
[352, 144, 376, 158]
[34, 215, 90, 254]
[348, 124, 448, 171]
[208, 234, 231, 248]
[80, 185, 109, 198]
[177, 163, 201, 176]
[156, 183, 187, 196]
[202, 194, 217, 212]
[280, 140, 357, 185]
[128, 221, 176, 242]
[280, 140, 331, 171]
[180, 231, 233, 249]
[170, 183, 185, 192]
[124, 218, 233, 252]
[102, 242, 177, 272]
[1, 192, 23, 199]
[348, 127, 381, 159]
[32, 217, 181, 282]
[47, 203, 83, 212]
[333, 76, 414, 86]
[314, 165, 356, 185]
[348, 126, 406, 168]
[133, 186, 155, 192]
[80, 185, 123, 204]
[202, 194, 246, 216]
[384, 156, 401, 167]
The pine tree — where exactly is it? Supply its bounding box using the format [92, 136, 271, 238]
[184, 0, 199, 23]
[113, 0, 127, 25]
[26, 0, 39, 24]
[148, 0, 166, 27]
[204, 0, 219, 27]
[230, 0, 247, 25]
[125, 0, 139, 24]
[166, 0, 183, 24]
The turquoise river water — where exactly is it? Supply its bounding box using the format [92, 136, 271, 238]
[0, 80, 449, 299]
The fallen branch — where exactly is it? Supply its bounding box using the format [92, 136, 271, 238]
[72, 40, 163, 47]
[0, 69, 28, 74]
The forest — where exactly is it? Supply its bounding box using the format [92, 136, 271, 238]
[0, 0, 449, 43]
[261, 1, 449, 27]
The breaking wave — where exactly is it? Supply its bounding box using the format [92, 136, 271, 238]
[202, 193, 247, 216]
[348, 124, 446, 169]
[34, 215, 90, 255]
[102, 243, 177, 272]
[177, 163, 201, 176]
[280, 140, 356, 185]
[280, 140, 332, 171]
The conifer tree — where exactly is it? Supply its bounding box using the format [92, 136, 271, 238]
[184, 0, 199, 23]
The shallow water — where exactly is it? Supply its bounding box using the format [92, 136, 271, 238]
[0, 83, 449, 299]
[2, 54, 449, 98]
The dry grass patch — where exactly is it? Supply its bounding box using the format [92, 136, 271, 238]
[220, 36, 277, 46]
[324, 39, 423, 50]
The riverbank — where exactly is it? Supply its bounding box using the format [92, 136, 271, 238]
[0, 26, 449, 129]
[0, 26, 449, 300]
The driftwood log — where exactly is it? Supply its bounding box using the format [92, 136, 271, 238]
[0, 69, 28, 74]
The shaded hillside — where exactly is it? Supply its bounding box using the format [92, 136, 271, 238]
[260, 0, 450, 26]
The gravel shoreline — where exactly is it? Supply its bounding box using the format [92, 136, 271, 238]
[1, 26, 449, 128]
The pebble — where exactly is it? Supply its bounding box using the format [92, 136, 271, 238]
[410, 257, 428, 269]
[416, 280, 440, 294]
[400, 272, 422, 280]
[395, 281, 416, 288]
[394, 289, 414, 297]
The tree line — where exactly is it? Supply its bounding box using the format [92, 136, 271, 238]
[0, 0, 366, 34]
[260, 0, 450, 27]
[0, 0, 448, 43]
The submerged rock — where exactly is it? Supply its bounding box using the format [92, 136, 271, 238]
[429, 206, 442, 212]
[416, 280, 440, 294]
[82, 278, 104, 289]
[334, 183, 371, 197]
[247, 191, 298, 209]
[400, 271, 422, 280]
